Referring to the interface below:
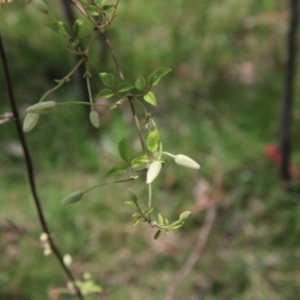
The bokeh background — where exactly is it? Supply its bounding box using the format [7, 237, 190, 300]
[1, 0, 300, 299]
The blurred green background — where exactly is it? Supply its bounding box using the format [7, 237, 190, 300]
[1, 0, 300, 299]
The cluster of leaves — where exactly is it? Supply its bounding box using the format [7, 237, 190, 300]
[22, 0, 200, 242]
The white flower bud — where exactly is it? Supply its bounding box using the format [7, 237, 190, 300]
[174, 154, 200, 169]
[146, 161, 162, 184]
[179, 211, 192, 222]
[61, 191, 83, 205]
[23, 113, 39, 132]
[89, 111, 100, 128]
[26, 101, 57, 115]
[63, 254, 72, 267]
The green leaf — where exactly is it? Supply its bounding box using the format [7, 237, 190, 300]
[170, 222, 184, 229]
[148, 67, 172, 86]
[132, 216, 142, 227]
[147, 129, 160, 153]
[117, 82, 135, 93]
[46, 21, 70, 36]
[128, 188, 138, 202]
[118, 138, 131, 163]
[158, 213, 164, 224]
[143, 207, 153, 216]
[73, 19, 83, 35]
[96, 89, 114, 98]
[68, 38, 80, 49]
[124, 201, 138, 211]
[165, 218, 169, 226]
[135, 75, 146, 90]
[94, 0, 106, 7]
[99, 73, 114, 87]
[86, 7, 100, 16]
[143, 91, 157, 106]
[131, 155, 150, 168]
[106, 164, 127, 177]
[154, 230, 162, 240]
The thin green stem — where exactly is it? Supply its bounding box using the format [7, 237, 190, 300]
[57, 101, 110, 107]
[82, 177, 135, 194]
[148, 183, 152, 209]
[39, 57, 85, 102]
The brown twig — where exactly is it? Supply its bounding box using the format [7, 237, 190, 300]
[164, 206, 216, 300]
[0, 31, 83, 300]
[279, 0, 299, 181]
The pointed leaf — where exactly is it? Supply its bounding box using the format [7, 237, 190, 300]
[118, 138, 131, 163]
[96, 89, 114, 99]
[158, 213, 164, 224]
[170, 222, 184, 229]
[154, 230, 162, 240]
[147, 129, 160, 152]
[135, 75, 146, 90]
[132, 216, 142, 227]
[46, 21, 70, 36]
[73, 19, 83, 35]
[99, 72, 114, 87]
[117, 82, 135, 93]
[148, 67, 172, 86]
[124, 201, 138, 211]
[143, 91, 157, 106]
[128, 188, 138, 202]
[106, 164, 127, 177]
[68, 38, 80, 49]
[131, 155, 150, 168]
[143, 207, 153, 216]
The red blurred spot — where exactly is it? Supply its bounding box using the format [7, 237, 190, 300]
[264, 144, 299, 178]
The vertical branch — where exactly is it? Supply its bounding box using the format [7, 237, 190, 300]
[279, 0, 299, 180]
[0, 32, 83, 300]
[61, 0, 89, 103]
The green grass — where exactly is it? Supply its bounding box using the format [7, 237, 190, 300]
[1, 0, 300, 299]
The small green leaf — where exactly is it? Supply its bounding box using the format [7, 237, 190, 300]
[170, 222, 184, 229]
[86, 8, 100, 16]
[128, 188, 138, 202]
[118, 138, 131, 163]
[132, 216, 142, 227]
[135, 75, 146, 90]
[68, 38, 80, 49]
[165, 218, 169, 226]
[143, 207, 153, 216]
[158, 213, 164, 224]
[106, 164, 127, 177]
[96, 89, 114, 99]
[143, 91, 157, 106]
[154, 230, 162, 240]
[94, 0, 106, 7]
[148, 67, 172, 86]
[147, 129, 160, 152]
[117, 82, 135, 93]
[46, 21, 70, 36]
[73, 19, 83, 35]
[99, 73, 114, 87]
[131, 155, 150, 168]
[124, 201, 138, 211]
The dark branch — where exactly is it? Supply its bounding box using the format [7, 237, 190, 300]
[0, 31, 83, 300]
